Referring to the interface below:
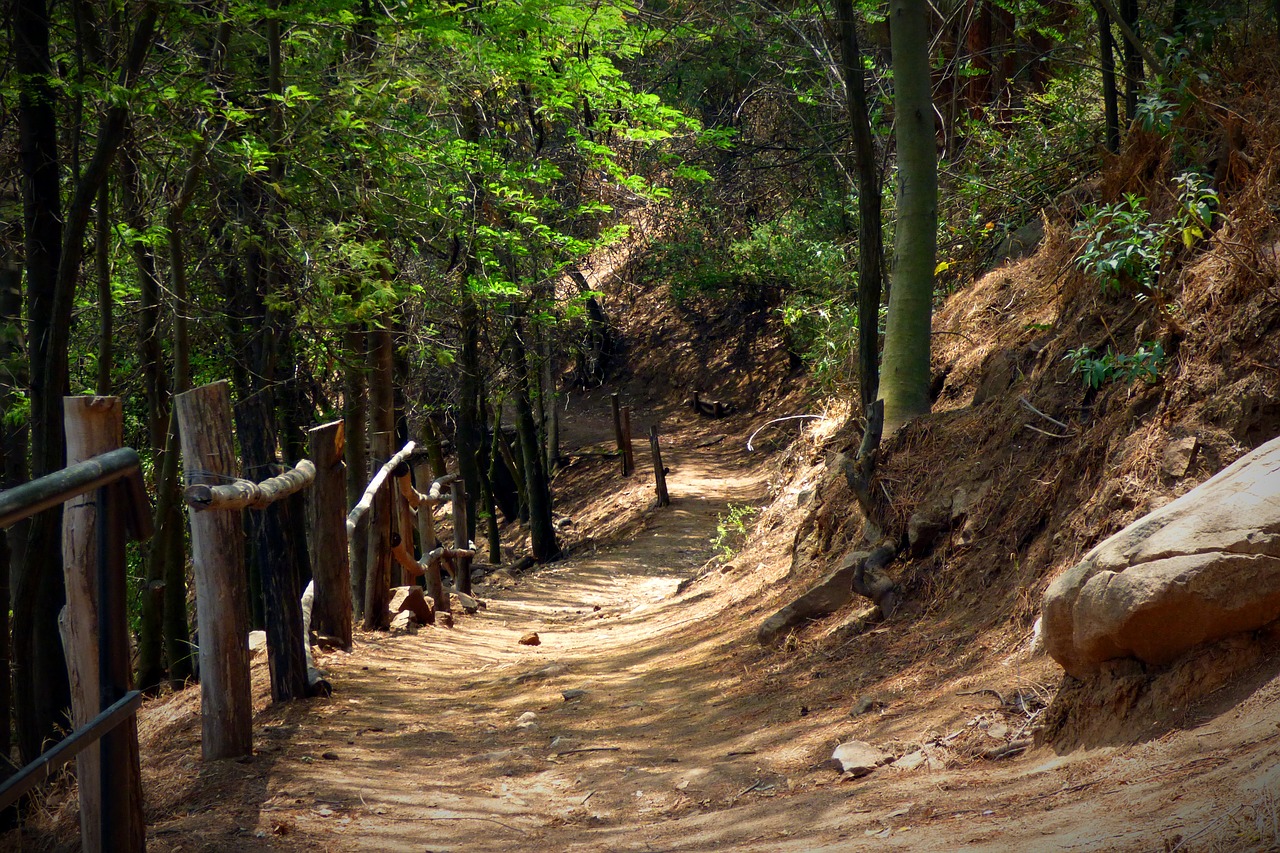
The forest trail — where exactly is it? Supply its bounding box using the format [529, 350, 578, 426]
[134, 400, 1280, 852]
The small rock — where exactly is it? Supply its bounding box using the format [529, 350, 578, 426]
[510, 662, 567, 683]
[389, 585, 434, 625]
[485, 569, 517, 589]
[1161, 435, 1199, 479]
[516, 721, 538, 732]
[562, 689, 587, 701]
[831, 740, 890, 777]
[248, 630, 267, 657]
[454, 592, 482, 614]
[986, 722, 1009, 740]
[321, 751, 339, 761]
[389, 610, 418, 635]
[519, 632, 541, 646]
[850, 696, 886, 716]
[516, 711, 537, 724]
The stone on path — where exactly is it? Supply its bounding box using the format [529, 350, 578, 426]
[519, 632, 541, 646]
[830, 740, 890, 777]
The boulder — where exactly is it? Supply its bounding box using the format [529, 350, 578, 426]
[1043, 435, 1280, 677]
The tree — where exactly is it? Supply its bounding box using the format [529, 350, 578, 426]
[878, 0, 938, 433]
[834, 0, 886, 412]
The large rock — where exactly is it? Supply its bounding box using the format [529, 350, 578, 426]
[1043, 435, 1280, 677]
[758, 558, 859, 645]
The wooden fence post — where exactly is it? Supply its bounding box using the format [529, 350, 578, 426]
[452, 485, 472, 595]
[414, 462, 449, 612]
[96, 477, 145, 851]
[60, 397, 116, 851]
[621, 406, 636, 476]
[648, 425, 670, 508]
[175, 381, 252, 760]
[307, 420, 351, 649]
[611, 393, 629, 476]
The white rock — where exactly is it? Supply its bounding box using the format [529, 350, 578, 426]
[831, 740, 890, 777]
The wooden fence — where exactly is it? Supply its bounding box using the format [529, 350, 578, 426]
[0, 405, 150, 852]
[173, 380, 478, 760]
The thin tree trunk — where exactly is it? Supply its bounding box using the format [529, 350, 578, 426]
[1095, 1, 1121, 153]
[363, 328, 396, 629]
[0, 245, 25, 789]
[94, 181, 111, 394]
[879, 0, 938, 433]
[1119, 0, 1141, 122]
[14, 0, 72, 765]
[835, 0, 886, 411]
[344, 326, 370, 619]
[455, 296, 483, 542]
[511, 331, 559, 562]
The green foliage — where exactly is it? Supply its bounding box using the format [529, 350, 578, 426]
[1065, 341, 1167, 390]
[712, 503, 759, 561]
[941, 72, 1101, 290]
[1074, 194, 1163, 293]
[1073, 172, 1218, 295]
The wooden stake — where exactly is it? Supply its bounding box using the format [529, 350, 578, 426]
[174, 381, 252, 760]
[452, 484, 472, 595]
[307, 420, 351, 650]
[611, 393, 627, 476]
[648, 425, 670, 508]
[621, 406, 636, 476]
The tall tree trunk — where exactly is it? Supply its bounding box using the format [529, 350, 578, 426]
[343, 326, 370, 618]
[455, 295, 483, 542]
[879, 0, 938, 433]
[510, 330, 559, 562]
[363, 327, 395, 629]
[235, 394, 309, 701]
[1094, 1, 1121, 153]
[541, 332, 561, 472]
[120, 132, 177, 691]
[835, 0, 886, 411]
[95, 181, 112, 394]
[14, 0, 72, 765]
[1119, 0, 1141, 122]
[0, 233, 25, 786]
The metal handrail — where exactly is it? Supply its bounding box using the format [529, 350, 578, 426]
[0, 447, 141, 529]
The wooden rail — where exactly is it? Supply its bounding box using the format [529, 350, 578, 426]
[183, 459, 316, 511]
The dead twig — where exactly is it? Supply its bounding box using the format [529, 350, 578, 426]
[1017, 396, 1073, 432]
[556, 746, 621, 756]
[1023, 423, 1075, 439]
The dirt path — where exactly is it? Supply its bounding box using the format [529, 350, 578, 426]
[118, 401, 1280, 853]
